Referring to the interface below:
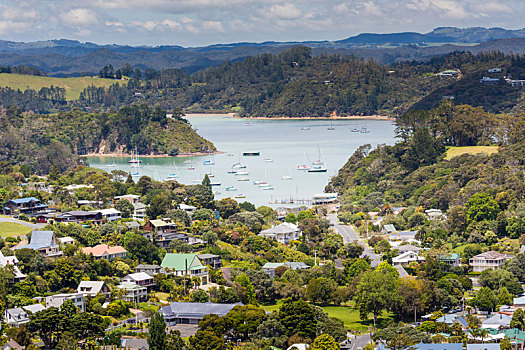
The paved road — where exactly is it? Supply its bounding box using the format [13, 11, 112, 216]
[350, 333, 372, 350]
[328, 214, 381, 267]
[0, 216, 45, 229]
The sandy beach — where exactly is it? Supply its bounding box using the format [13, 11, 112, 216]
[184, 112, 394, 121]
[84, 150, 222, 158]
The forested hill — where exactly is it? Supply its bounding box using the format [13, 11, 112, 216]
[74, 49, 525, 117]
[0, 48, 524, 117]
[326, 101, 525, 213]
[0, 105, 215, 174]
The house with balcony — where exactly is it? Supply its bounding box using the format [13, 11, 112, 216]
[392, 251, 425, 266]
[439, 253, 461, 267]
[4, 304, 45, 327]
[54, 210, 103, 224]
[118, 283, 148, 304]
[133, 202, 147, 220]
[0, 251, 26, 282]
[259, 222, 301, 244]
[135, 264, 166, 276]
[15, 230, 62, 257]
[159, 302, 240, 326]
[469, 251, 513, 272]
[197, 254, 222, 269]
[45, 293, 85, 312]
[81, 244, 128, 261]
[161, 253, 208, 285]
[2, 197, 49, 216]
[143, 218, 178, 236]
[122, 272, 156, 290]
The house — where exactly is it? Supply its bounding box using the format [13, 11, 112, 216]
[389, 231, 419, 243]
[91, 208, 122, 222]
[197, 254, 222, 269]
[376, 344, 462, 350]
[77, 281, 110, 297]
[392, 251, 425, 266]
[439, 253, 461, 267]
[45, 293, 85, 312]
[425, 209, 444, 220]
[154, 232, 191, 248]
[54, 210, 103, 224]
[114, 194, 141, 204]
[161, 253, 209, 285]
[179, 203, 197, 215]
[2, 197, 48, 215]
[481, 77, 500, 84]
[159, 302, 240, 326]
[5, 303, 46, 326]
[469, 251, 512, 272]
[397, 244, 421, 254]
[505, 78, 525, 87]
[482, 313, 512, 329]
[133, 202, 147, 220]
[143, 218, 178, 235]
[312, 193, 338, 205]
[3, 340, 25, 350]
[436, 314, 469, 329]
[82, 244, 128, 261]
[437, 70, 458, 77]
[514, 296, 525, 308]
[15, 230, 62, 257]
[381, 224, 397, 234]
[118, 283, 148, 304]
[135, 264, 165, 276]
[125, 221, 141, 231]
[0, 251, 26, 282]
[489, 68, 502, 73]
[288, 345, 309, 350]
[33, 213, 57, 224]
[262, 262, 310, 277]
[121, 338, 149, 350]
[122, 272, 156, 289]
[259, 222, 301, 244]
[58, 237, 75, 245]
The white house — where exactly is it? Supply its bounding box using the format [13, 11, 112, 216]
[58, 237, 75, 245]
[392, 251, 425, 266]
[259, 222, 301, 244]
[133, 202, 147, 220]
[91, 208, 122, 222]
[45, 293, 85, 312]
[4, 304, 45, 327]
[118, 283, 148, 304]
[425, 209, 444, 220]
[482, 313, 512, 329]
[381, 224, 397, 234]
[469, 251, 512, 272]
[0, 251, 26, 282]
[122, 272, 156, 289]
[179, 203, 197, 215]
[77, 281, 110, 297]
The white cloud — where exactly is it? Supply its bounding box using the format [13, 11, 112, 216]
[59, 8, 99, 26]
[262, 3, 303, 19]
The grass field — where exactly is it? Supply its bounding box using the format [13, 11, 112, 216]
[261, 302, 394, 334]
[445, 146, 499, 160]
[0, 73, 126, 100]
[0, 222, 32, 237]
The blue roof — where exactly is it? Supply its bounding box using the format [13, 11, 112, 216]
[8, 197, 40, 204]
[16, 231, 55, 251]
[436, 314, 468, 328]
[416, 343, 462, 350]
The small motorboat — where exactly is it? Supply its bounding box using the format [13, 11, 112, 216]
[264, 158, 273, 163]
[235, 171, 249, 176]
[297, 165, 310, 171]
[281, 175, 293, 180]
[132, 172, 140, 177]
[237, 176, 250, 181]
[203, 160, 215, 165]
[235, 194, 246, 198]
[188, 166, 195, 170]
[226, 186, 237, 191]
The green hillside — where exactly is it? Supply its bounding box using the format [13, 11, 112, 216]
[0, 73, 125, 100]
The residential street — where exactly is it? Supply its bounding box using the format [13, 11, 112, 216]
[327, 214, 381, 267]
[350, 333, 372, 350]
[0, 215, 45, 229]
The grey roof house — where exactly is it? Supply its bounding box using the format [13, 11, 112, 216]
[15, 230, 62, 257]
[159, 302, 241, 326]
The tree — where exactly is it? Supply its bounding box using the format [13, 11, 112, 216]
[479, 269, 523, 295]
[511, 308, 525, 330]
[188, 330, 225, 350]
[278, 299, 316, 340]
[310, 334, 339, 350]
[191, 290, 210, 303]
[216, 197, 240, 218]
[497, 287, 513, 306]
[166, 209, 191, 227]
[306, 277, 337, 305]
[466, 192, 500, 223]
[148, 313, 167, 350]
[285, 213, 297, 224]
[165, 329, 185, 350]
[355, 267, 402, 328]
[193, 208, 215, 221]
[27, 307, 63, 349]
[202, 231, 218, 246]
[397, 277, 428, 323]
[401, 127, 444, 171]
[239, 201, 256, 212]
[373, 325, 430, 350]
[147, 195, 170, 219]
[474, 287, 496, 312]
[115, 199, 134, 218]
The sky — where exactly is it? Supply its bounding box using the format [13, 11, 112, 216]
[1, 0, 524, 47]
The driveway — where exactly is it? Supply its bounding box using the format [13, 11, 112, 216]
[349, 333, 371, 350]
[0, 215, 45, 229]
[327, 214, 381, 267]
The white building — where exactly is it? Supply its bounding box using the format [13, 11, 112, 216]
[469, 251, 512, 272]
[0, 251, 26, 282]
[259, 222, 301, 244]
[4, 304, 45, 326]
[133, 202, 147, 220]
[77, 281, 110, 297]
[392, 251, 425, 266]
[118, 283, 148, 304]
[91, 208, 122, 222]
[45, 293, 85, 312]
[122, 272, 156, 289]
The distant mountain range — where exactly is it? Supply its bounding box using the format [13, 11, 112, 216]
[2, 27, 525, 76]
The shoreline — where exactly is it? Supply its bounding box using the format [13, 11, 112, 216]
[184, 112, 394, 121]
[83, 150, 222, 158]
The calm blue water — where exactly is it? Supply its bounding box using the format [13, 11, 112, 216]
[87, 115, 397, 207]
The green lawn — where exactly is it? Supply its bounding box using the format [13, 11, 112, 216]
[261, 302, 394, 334]
[445, 146, 499, 160]
[0, 73, 127, 100]
[0, 222, 32, 237]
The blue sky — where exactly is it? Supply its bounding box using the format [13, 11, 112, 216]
[2, 0, 524, 46]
